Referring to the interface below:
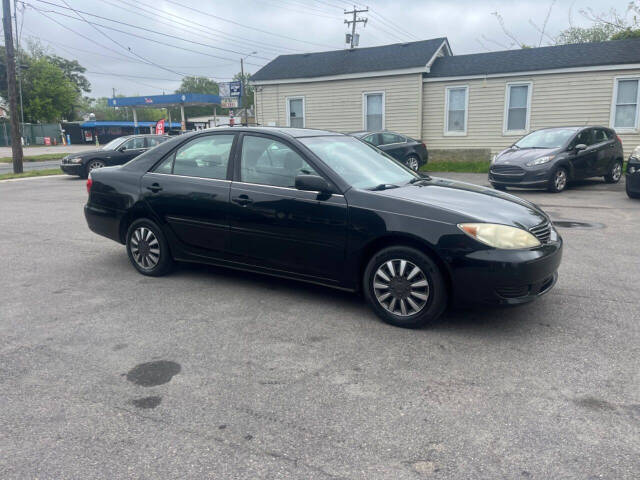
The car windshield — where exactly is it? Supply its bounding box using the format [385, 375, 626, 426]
[102, 137, 128, 151]
[514, 128, 577, 149]
[300, 136, 418, 189]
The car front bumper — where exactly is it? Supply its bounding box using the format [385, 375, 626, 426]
[489, 166, 551, 187]
[449, 236, 563, 306]
[60, 162, 84, 175]
[626, 172, 640, 195]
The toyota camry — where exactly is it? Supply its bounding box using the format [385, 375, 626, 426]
[84, 127, 562, 328]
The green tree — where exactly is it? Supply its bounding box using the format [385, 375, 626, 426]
[233, 71, 254, 115]
[171, 75, 220, 119]
[556, 24, 620, 44]
[22, 57, 77, 122]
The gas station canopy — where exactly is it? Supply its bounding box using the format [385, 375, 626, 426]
[108, 93, 221, 108]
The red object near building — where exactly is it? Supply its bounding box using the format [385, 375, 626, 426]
[155, 119, 165, 135]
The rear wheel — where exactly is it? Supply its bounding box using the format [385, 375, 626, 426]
[363, 246, 447, 328]
[405, 155, 420, 172]
[548, 167, 568, 193]
[126, 219, 173, 276]
[604, 160, 623, 183]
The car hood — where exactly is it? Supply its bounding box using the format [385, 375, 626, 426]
[493, 147, 558, 166]
[65, 149, 108, 159]
[375, 177, 549, 228]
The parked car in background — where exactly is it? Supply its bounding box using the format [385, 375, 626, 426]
[61, 134, 170, 178]
[350, 130, 428, 171]
[84, 127, 561, 329]
[489, 126, 624, 193]
[626, 145, 640, 199]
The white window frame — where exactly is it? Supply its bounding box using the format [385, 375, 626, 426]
[362, 91, 385, 130]
[503, 82, 532, 136]
[444, 85, 469, 136]
[285, 96, 305, 128]
[610, 76, 640, 133]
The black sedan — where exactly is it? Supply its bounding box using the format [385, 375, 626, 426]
[489, 126, 624, 193]
[84, 127, 562, 328]
[61, 134, 170, 178]
[627, 146, 640, 199]
[350, 130, 428, 171]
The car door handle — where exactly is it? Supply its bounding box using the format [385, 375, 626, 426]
[146, 183, 162, 193]
[232, 194, 253, 206]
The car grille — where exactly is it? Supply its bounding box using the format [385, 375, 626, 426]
[491, 164, 525, 175]
[496, 285, 530, 298]
[529, 221, 552, 244]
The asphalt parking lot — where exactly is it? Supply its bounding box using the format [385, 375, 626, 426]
[1, 173, 639, 479]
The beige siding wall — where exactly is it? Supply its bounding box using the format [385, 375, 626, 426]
[255, 74, 423, 139]
[422, 69, 640, 157]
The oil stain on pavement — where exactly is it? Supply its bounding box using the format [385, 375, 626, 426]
[130, 396, 163, 409]
[126, 360, 181, 387]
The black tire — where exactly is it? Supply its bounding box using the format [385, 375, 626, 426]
[126, 218, 173, 276]
[405, 155, 420, 172]
[604, 160, 623, 183]
[548, 166, 568, 193]
[491, 183, 507, 191]
[363, 246, 448, 329]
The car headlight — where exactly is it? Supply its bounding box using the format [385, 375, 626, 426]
[458, 223, 541, 249]
[525, 155, 554, 167]
[69, 157, 83, 164]
[491, 154, 497, 165]
[632, 146, 640, 157]
[630, 165, 637, 174]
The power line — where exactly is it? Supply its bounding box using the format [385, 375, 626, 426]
[368, 8, 419, 41]
[32, 0, 272, 61]
[128, 0, 304, 54]
[266, 0, 342, 19]
[104, 0, 293, 57]
[167, 0, 338, 49]
[26, 4, 266, 67]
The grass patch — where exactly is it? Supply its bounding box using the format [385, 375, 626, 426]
[422, 160, 490, 173]
[0, 168, 63, 180]
[0, 153, 65, 163]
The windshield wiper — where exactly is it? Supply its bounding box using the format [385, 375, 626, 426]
[409, 176, 430, 184]
[369, 183, 399, 191]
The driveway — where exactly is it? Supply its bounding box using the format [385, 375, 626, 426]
[0, 174, 638, 479]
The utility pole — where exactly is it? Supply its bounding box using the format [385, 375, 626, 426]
[13, 0, 24, 134]
[3, 0, 23, 173]
[344, 5, 368, 49]
[240, 57, 246, 126]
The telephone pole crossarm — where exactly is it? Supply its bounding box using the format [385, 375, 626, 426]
[344, 6, 368, 49]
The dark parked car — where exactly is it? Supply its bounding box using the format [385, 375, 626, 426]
[61, 134, 170, 178]
[489, 126, 624, 193]
[626, 146, 640, 199]
[84, 127, 562, 328]
[350, 130, 428, 171]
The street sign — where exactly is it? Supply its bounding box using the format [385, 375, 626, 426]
[219, 81, 242, 98]
[221, 98, 238, 109]
[155, 119, 165, 135]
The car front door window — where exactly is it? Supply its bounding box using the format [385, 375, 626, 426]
[240, 135, 318, 188]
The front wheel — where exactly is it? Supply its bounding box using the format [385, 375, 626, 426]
[363, 246, 448, 328]
[405, 155, 420, 172]
[126, 219, 173, 276]
[548, 167, 568, 193]
[604, 160, 623, 183]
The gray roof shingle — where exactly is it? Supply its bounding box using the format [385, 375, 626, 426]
[427, 39, 640, 78]
[251, 38, 448, 81]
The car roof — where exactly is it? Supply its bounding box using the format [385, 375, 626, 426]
[212, 126, 344, 139]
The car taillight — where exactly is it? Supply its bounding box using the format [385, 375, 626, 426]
[86, 175, 92, 194]
[421, 142, 426, 149]
[617, 135, 622, 144]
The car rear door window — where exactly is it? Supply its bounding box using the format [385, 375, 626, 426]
[156, 134, 234, 180]
[146, 136, 166, 148]
[592, 129, 610, 144]
[239, 135, 318, 188]
[380, 133, 404, 145]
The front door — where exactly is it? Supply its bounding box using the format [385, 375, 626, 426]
[228, 134, 348, 282]
[141, 133, 235, 256]
[591, 128, 616, 175]
[569, 129, 597, 179]
[109, 136, 147, 166]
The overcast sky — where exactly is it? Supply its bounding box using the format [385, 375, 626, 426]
[16, 0, 634, 98]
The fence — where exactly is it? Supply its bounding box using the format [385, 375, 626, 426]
[0, 122, 63, 147]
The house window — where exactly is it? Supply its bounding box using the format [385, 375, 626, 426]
[286, 97, 305, 128]
[363, 92, 384, 131]
[504, 83, 531, 133]
[445, 86, 468, 134]
[613, 78, 639, 130]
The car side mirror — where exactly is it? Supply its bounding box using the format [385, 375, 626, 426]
[295, 174, 331, 193]
[118, 146, 127, 152]
[574, 143, 587, 151]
